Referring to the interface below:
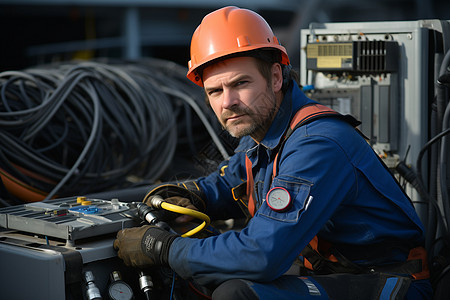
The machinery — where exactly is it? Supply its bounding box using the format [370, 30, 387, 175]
[299, 20, 450, 252]
[299, 21, 450, 297]
[0, 189, 214, 299]
[0, 196, 131, 299]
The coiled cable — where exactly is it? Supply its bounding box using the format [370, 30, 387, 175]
[0, 59, 227, 203]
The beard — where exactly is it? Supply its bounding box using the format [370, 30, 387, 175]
[220, 89, 278, 140]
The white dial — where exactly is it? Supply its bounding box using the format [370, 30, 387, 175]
[108, 280, 134, 300]
[266, 187, 291, 212]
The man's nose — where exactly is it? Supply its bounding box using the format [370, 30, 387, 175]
[222, 88, 239, 109]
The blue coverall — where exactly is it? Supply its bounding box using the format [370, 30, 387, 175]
[168, 82, 433, 299]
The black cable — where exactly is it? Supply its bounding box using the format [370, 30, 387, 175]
[440, 100, 450, 231]
[436, 49, 450, 233]
[0, 59, 222, 202]
[417, 129, 450, 199]
[416, 128, 450, 253]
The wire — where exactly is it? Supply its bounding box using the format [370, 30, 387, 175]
[415, 127, 450, 253]
[159, 87, 230, 161]
[417, 129, 450, 212]
[188, 281, 212, 300]
[440, 101, 450, 231]
[0, 59, 228, 203]
[170, 271, 176, 300]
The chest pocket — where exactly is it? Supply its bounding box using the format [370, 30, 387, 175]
[258, 175, 313, 222]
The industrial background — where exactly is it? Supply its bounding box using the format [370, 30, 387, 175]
[1, 0, 450, 71]
[0, 1, 450, 299]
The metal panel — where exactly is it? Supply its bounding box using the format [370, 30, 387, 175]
[0, 242, 66, 300]
[0, 197, 136, 243]
[300, 20, 448, 197]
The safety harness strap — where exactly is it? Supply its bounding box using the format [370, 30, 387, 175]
[287, 103, 341, 133]
[274, 103, 429, 279]
[273, 104, 360, 177]
[301, 241, 429, 279]
[236, 102, 429, 279]
[245, 103, 347, 217]
[245, 156, 256, 216]
[301, 236, 366, 275]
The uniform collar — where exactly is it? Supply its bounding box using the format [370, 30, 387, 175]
[259, 82, 312, 150]
[235, 82, 315, 155]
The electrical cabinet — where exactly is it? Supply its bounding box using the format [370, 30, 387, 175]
[300, 20, 450, 206]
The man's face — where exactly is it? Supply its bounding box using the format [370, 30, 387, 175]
[203, 57, 281, 142]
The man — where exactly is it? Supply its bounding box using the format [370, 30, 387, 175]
[114, 6, 432, 299]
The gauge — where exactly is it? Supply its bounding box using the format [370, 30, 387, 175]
[108, 271, 134, 300]
[108, 280, 133, 300]
[266, 187, 291, 212]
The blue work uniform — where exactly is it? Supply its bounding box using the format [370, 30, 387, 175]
[168, 82, 432, 299]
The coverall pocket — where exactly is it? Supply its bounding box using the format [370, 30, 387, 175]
[258, 175, 312, 222]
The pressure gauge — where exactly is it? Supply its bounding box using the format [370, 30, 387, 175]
[266, 187, 292, 212]
[108, 271, 134, 300]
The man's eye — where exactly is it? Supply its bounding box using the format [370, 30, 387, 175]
[236, 81, 248, 86]
[208, 89, 222, 96]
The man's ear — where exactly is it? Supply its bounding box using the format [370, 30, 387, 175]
[272, 63, 283, 93]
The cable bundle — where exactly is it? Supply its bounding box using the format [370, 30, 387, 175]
[0, 58, 225, 203]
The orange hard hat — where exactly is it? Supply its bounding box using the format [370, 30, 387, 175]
[187, 6, 290, 86]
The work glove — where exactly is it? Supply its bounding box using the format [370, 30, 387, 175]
[145, 196, 199, 212]
[113, 225, 178, 269]
[143, 182, 207, 222]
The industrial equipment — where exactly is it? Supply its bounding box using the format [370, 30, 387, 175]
[0, 190, 214, 299]
[300, 20, 450, 297]
[0, 195, 138, 299]
[300, 19, 450, 243]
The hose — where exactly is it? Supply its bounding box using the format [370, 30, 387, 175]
[159, 201, 211, 237]
[138, 197, 211, 238]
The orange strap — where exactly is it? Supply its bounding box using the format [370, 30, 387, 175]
[303, 237, 430, 280]
[245, 156, 256, 216]
[273, 104, 339, 177]
[288, 104, 339, 131]
[408, 246, 430, 280]
[302, 236, 339, 270]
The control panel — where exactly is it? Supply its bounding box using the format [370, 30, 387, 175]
[0, 196, 136, 244]
[0, 196, 142, 299]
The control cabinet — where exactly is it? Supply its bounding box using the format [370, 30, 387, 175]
[300, 20, 450, 204]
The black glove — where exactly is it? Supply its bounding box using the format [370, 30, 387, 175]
[113, 225, 178, 268]
[143, 182, 207, 222]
